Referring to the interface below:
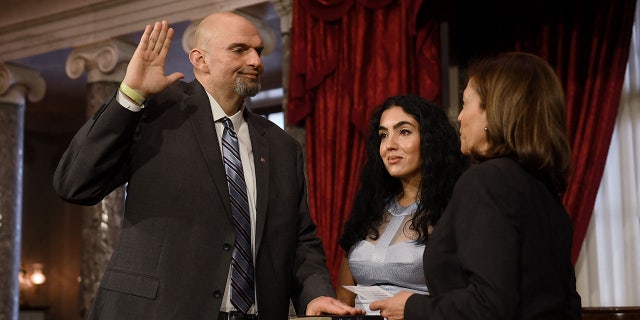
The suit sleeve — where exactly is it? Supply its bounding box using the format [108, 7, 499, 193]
[290, 143, 336, 312]
[406, 164, 520, 320]
[53, 92, 142, 205]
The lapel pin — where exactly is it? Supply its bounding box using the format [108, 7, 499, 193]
[260, 157, 266, 164]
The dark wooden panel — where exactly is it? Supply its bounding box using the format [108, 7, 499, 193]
[583, 307, 640, 320]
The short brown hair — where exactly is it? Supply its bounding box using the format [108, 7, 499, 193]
[467, 52, 571, 193]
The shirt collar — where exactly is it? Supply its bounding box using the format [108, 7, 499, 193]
[207, 92, 245, 130]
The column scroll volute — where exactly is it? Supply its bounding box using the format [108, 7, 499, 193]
[271, 0, 293, 33]
[65, 39, 135, 83]
[0, 63, 46, 105]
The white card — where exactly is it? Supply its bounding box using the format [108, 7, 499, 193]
[342, 285, 394, 301]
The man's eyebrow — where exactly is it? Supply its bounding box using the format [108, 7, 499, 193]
[227, 42, 250, 48]
[227, 42, 264, 50]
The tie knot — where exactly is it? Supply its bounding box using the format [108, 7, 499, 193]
[221, 117, 235, 132]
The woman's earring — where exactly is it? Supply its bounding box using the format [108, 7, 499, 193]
[484, 127, 488, 131]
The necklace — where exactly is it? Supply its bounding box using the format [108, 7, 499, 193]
[386, 198, 420, 217]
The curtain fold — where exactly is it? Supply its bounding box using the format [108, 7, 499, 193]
[556, 1, 635, 263]
[288, 0, 440, 283]
[288, 0, 635, 285]
[575, 0, 640, 305]
[511, 0, 636, 263]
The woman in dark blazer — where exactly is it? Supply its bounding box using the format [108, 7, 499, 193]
[370, 52, 582, 319]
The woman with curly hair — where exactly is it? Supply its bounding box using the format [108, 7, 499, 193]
[336, 95, 468, 314]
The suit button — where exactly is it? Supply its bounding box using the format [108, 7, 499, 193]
[223, 243, 232, 251]
[213, 290, 222, 298]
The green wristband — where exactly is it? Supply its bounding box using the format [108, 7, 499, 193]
[119, 82, 146, 105]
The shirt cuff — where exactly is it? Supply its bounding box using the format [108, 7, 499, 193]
[116, 90, 144, 112]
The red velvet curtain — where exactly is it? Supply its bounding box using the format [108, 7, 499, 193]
[509, 1, 636, 263]
[288, 0, 441, 284]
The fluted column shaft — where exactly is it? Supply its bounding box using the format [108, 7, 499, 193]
[0, 63, 45, 320]
[65, 40, 133, 319]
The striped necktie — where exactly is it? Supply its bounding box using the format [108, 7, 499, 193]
[220, 117, 255, 313]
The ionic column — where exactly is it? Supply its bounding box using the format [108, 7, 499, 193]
[269, 0, 307, 160]
[65, 39, 134, 319]
[0, 63, 45, 320]
[270, 0, 302, 142]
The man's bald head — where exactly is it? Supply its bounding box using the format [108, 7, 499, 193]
[188, 11, 264, 113]
[193, 12, 260, 51]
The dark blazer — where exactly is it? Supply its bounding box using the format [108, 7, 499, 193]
[405, 157, 581, 320]
[54, 80, 335, 319]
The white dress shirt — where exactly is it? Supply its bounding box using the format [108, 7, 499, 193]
[207, 92, 258, 314]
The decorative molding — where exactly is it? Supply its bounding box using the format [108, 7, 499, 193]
[0, 63, 46, 105]
[271, 0, 293, 32]
[0, 0, 268, 62]
[66, 40, 136, 83]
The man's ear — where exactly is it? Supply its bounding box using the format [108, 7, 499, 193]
[189, 48, 209, 73]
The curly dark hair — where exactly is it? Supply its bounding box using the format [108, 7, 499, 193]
[339, 95, 468, 252]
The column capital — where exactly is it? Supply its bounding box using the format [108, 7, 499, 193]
[181, 11, 275, 56]
[0, 63, 46, 105]
[271, 0, 293, 33]
[66, 39, 135, 83]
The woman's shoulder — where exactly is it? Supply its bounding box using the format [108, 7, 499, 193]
[479, 157, 522, 170]
[465, 157, 524, 177]
[456, 157, 530, 192]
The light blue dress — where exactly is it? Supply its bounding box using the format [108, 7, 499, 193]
[348, 200, 429, 315]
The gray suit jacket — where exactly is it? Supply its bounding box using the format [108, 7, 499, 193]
[54, 80, 335, 319]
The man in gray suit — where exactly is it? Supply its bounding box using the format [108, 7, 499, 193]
[54, 12, 362, 319]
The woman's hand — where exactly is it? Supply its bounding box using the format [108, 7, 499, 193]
[369, 291, 414, 320]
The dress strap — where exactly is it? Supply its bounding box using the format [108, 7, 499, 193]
[372, 199, 419, 262]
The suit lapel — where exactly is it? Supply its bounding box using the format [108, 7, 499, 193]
[246, 111, 269, 252]
[182, 84, 269, 251]
[182, 81, 232, 217]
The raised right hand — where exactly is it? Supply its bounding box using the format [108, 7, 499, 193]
[121, 20, 184, 98]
